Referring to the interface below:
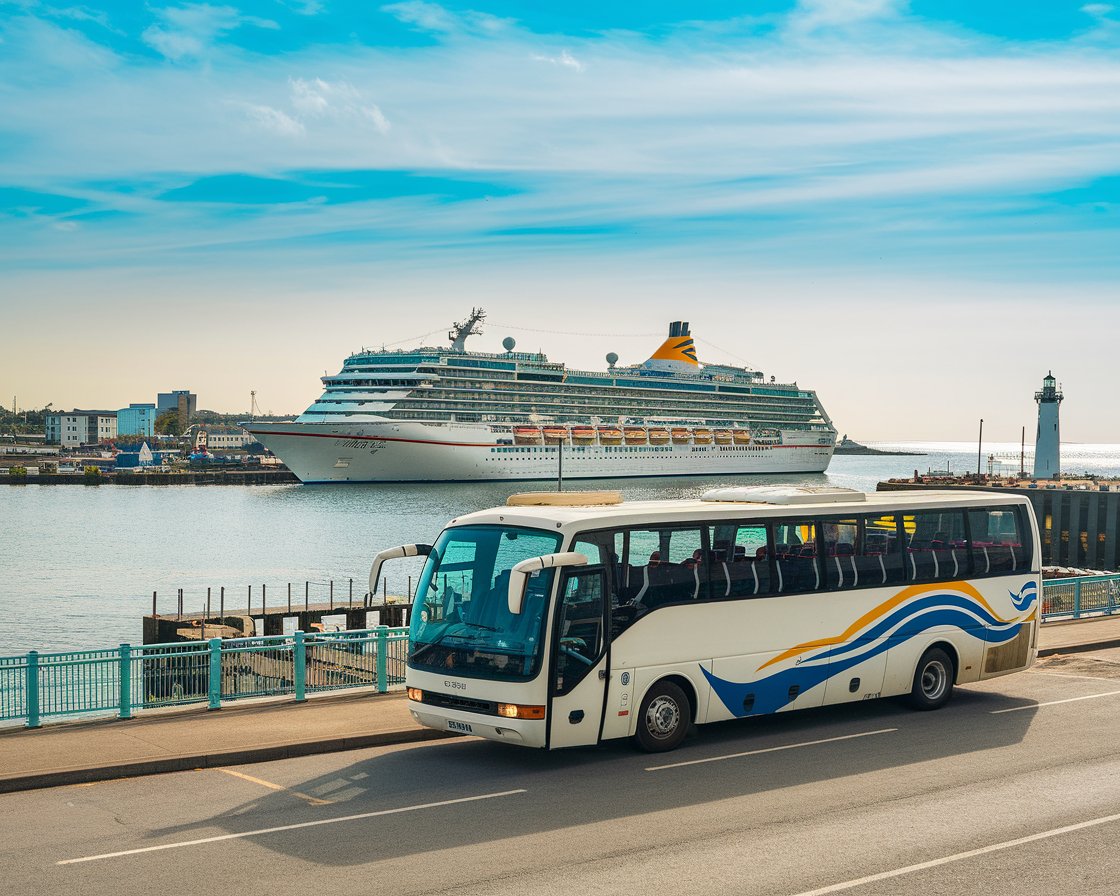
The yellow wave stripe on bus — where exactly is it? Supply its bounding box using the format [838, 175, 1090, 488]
[649, 337, 699, 366]
[755, 581, 1009, 672]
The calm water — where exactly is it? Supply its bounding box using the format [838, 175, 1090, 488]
[4, 441, 1120, 655]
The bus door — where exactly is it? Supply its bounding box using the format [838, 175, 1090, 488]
[549, 566, 609, 748]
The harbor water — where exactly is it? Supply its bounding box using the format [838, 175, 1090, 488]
[4, 441, 1120, 655]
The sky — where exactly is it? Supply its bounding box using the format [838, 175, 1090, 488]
[1, 0, 1118, 441]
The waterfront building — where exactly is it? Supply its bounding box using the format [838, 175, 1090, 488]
[117, 403, 157, 437]
[157, 390, 197, 431]
[45, 410, 118, 447]
[1033, 372, 1062, 480]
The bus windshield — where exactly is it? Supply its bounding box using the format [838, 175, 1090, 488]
[408, 525, 562, 681]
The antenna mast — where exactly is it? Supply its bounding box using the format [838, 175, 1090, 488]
[250, 390, 261, 421]
[449, 308, 486, 353]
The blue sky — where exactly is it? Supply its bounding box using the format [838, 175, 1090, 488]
[2, 1, 1119, 440]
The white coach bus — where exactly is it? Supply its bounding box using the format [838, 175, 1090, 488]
[373, 486, 1040, 752]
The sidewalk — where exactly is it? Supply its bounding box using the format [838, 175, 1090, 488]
[0, 690, 450, 794]
[2, 615, 1119, 794]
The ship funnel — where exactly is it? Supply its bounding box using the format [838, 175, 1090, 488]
[643, 321, 700, 374]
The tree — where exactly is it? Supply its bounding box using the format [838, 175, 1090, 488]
[154, 409, 182, 436]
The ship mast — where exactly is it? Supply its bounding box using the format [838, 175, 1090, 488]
[449, 308, 486, 353]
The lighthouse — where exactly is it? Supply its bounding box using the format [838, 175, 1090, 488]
[1033, 372, 1062, 479]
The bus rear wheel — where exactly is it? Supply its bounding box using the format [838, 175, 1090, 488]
[908, 647, 954, 711]
[635, 680, 690, 752]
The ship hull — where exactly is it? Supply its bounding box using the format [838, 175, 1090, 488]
[247, 421, 835, 483]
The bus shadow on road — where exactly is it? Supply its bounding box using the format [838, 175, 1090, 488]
[145, 686, 1038, 866]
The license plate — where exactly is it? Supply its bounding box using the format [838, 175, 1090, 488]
[447, 720, 473, 734]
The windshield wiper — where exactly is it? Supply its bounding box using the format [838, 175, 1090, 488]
[460, 620, 499, 632]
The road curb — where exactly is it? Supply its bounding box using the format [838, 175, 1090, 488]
[1037, 638, 1120, 658]
[0, 726, 456, 794]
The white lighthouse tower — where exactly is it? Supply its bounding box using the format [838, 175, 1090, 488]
[1033, 372, 1063, 479]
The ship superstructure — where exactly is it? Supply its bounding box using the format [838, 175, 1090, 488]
[246, 311, 836, 482]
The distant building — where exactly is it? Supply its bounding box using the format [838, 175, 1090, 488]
[45, 410, 118, 448]
[157, 390, 197, 431]
[117, 403, 158, 437]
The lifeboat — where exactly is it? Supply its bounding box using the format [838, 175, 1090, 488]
[714, 429, 733, 445]
[513, 426, 543, 445]
[570, 425, 596, 445]
[597, 426, 623, 446]
[733, 429, 752, 445]
[624, 426, 648, 445]
[648, 427, 670, 445]
[692, 428, 713, 445]
[671, 427, 691, 444]
[542, 425, 569, 444]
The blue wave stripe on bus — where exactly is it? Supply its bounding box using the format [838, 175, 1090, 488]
[1009, 581, 1038, 611]
[701, 604, 1028, 717]
[810, 592, 1023, 665]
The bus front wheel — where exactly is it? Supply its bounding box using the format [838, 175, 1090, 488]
[634, 680, 690, 752]
[908, 647, 954, 711]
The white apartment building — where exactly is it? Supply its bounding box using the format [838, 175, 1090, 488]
[45, 411, 118, 448]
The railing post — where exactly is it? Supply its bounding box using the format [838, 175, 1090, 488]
[376, 626, 389, 693]
[26, 651, 40, 729]
[208, 638, 222, 710]
[294, 630, 307, 702]
[119, 643, 132, 720]
[1075, 579, 1082, 618]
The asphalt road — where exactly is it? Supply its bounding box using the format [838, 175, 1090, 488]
[6, 650, 1120, 896]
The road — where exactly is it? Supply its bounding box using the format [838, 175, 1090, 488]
[5, 649, 1120, 896]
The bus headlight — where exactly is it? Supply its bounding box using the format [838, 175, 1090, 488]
[497, 703, 545, 720]
[407, 687, 424, 702]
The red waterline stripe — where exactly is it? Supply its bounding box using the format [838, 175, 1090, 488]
[247, 429, 829, 451]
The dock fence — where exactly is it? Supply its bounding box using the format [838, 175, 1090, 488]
[1041, 574, 1120, 621]
[0, 627, 408, 729]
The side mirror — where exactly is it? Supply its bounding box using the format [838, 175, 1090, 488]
[369, 543, 432, 596]
[507, 552, 588, 615]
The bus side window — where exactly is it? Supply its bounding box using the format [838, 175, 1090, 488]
[714, 523, 770, 597]
[772, 520, 821, 594]
[821, 519, 859, 591]
[907, 510, 968, 582]
[860, 514, 905, 586]
[968, 508, 1023, 574]
[623, 526, 707, 610]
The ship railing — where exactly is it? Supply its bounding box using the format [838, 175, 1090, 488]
[0, 627, 410, 729]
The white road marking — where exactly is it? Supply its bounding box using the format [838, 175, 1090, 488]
[990, 688, 1120, 714]
[57, 788, 527, 865]
[645, 728, 898, 772]
[786, 809, 1120, 896]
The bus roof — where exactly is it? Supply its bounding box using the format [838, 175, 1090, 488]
[446, 488, 1032, 533]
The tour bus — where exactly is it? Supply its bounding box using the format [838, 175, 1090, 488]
[372, 486, 1040, 752]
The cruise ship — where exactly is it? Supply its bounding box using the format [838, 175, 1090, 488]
[246, 310, 836, 482]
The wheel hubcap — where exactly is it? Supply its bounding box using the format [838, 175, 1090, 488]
[646, 695, 681, 739]
[921, 660, 948, 701]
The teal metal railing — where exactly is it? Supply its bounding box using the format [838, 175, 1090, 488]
[0, 627, 409, 729]
[1041, 575, 1120, 621]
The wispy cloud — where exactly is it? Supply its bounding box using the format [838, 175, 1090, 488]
[141, 3, 279, 61]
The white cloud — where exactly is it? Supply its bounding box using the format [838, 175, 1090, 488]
[289, 77, 392, 133]
[532, 49, 584, 72]
[142, 3, 279, 61]
[1082, 3, 1114, 17]
[242, 103, 305, 136]
[380, 1, 512, 36]
[789, 0, 903, 30]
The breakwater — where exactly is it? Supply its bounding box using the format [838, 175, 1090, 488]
[3, 469, 299, 485]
